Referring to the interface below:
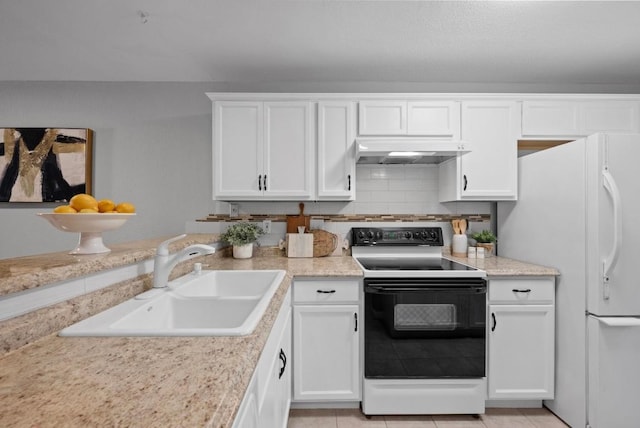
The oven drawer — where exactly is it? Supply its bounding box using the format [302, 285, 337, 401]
[488, 277, 555, 304]
[294, 280, 360, 304]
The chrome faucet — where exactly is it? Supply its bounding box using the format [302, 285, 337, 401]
[153, 234, 216, 289]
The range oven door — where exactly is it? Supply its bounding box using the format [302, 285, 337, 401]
[364, 278, 487, 379]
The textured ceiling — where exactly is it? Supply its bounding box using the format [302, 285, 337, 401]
[1, 1, 639, 91]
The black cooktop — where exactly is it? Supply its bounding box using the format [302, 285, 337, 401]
[357, 257, 477, 272]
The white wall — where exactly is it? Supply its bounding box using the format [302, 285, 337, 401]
[0, 82, 491, 259]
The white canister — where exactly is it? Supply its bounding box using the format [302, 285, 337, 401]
[467, 247, 476, 258]
[476, 246, 485, 259]
[451, 234, 468, 257]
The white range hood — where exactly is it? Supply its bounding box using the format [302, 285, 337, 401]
[355, 138, 471, 164]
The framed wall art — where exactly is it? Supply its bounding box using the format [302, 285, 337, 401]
[0, 128, 93, 203]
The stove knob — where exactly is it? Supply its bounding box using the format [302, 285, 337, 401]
[421, 231, 428, 240]
[357, 231, 366, 239]
[367, 231, 375, 239]
[376, 231, 383, 240]
[404, 231, 413, 239]
[429, 231, 438, 240]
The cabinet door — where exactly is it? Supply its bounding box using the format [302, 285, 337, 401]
[522, 100, 640, 137]
[260, 308, 292, 428]
[317, 101, 355, 200]
[214, 101, 264, 199]
[407, 101, 460, 138]
[293, 305, 360, 401]
[358, 101, 407, 135]
[459, 101, 519, 200]
[581, 101, 640, 134]
[488, 304, 555, 399]
[264, 102, 314, 199]
[522, 101, 581, 137]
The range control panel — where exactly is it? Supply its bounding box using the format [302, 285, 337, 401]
[352, 227, 444, 246]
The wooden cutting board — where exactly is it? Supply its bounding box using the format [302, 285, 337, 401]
[286, 203, 310, 234]
[311, 229, 338, 257]
[286, 233, 314, 258]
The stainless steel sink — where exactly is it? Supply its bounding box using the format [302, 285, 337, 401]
[59, 270, 286, 337]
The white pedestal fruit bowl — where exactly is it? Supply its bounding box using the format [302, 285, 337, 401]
[37, 213, 135, 254]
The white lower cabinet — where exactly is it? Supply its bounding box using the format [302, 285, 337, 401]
[234, 290, 292, 428]
[487, 277, 555, 400]
[292, 279, 361, 401]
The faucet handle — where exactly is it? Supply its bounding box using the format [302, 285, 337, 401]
[157, 234, 187, 256]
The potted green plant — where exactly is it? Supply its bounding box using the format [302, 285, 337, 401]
[220, 222, 264, 259]
[471, 229, 497, 256]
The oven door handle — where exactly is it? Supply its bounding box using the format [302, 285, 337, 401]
[365, 285, 486, 294]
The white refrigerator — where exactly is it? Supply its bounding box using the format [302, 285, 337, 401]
[497, 133, 640, 428]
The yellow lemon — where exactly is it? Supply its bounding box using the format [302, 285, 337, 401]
[53, 205, 77, 214]
[97, 199, 116, 213]
[115, 202, 136, 213]
[69, 193, 98, 212]
[79, 208, 99, 213]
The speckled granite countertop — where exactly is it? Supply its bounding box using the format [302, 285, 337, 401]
[447, 254, 560, 277]
[0, 234, 223, 297]
[0, 250, 363, 428]
[0, 237, 556, 428]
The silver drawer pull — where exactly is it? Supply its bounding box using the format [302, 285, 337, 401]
[317, 289, 336, 294]
[512, 288, 532, 293]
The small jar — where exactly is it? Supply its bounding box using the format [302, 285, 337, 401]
[467, 247, 476, 258]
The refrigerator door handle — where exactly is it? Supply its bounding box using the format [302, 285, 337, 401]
[590, 315, 640, 327]
[602, 168, 622, 300]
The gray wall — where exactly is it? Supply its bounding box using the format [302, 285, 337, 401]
[0, 82, 217, 258]
[5, 80, 599, 259]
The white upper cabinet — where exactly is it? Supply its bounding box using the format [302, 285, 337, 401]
[317, 101, 356, 200]
[214, 101, 264, 200]
[522, 100, 640, 137]
[407, 101, 461, 138]
[439, 101, 520, 201]
[359, 100, 460, 137]
[213, 100, 314, 201]
[359, 100, 406, 135]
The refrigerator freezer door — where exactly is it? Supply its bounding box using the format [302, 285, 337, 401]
[587, 315, 640, 428]
[498, 138, 587, 428]
[587, 134, 640, 316]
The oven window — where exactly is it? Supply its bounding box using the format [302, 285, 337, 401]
[364, 282, 486, 379]
[394, 304, 457, 331]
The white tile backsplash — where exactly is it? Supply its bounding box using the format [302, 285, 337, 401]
[207, 164, 491, 219]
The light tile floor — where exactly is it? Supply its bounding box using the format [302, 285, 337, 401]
[288, 408, 569, 428]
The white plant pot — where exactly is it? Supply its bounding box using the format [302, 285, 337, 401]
[233, 243, 254, 259]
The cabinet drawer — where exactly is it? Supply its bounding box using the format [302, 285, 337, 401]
[294, 280, 360, 304]
[489, 278, 555, 303]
